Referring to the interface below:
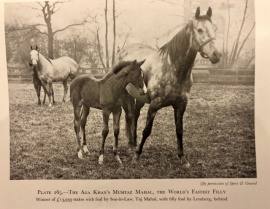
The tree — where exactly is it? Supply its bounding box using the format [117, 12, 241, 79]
[226, 0, 255, 68]
[104, 0, 110, 68]
[111, 0, 116, 67]
[36, 1, 89, 59]
[6, 1, 89, 59]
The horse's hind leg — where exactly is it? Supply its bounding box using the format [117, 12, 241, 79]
[62, 80, 68, 103]
[112, 106, 122, 164]
[42, 86, 46, 105]
[73, 100, 84, 159]
[99, 109, 110, 164]
[81, 103, 90, 155]
[51, 85, 55, 104]
[172, 94, 190, 167]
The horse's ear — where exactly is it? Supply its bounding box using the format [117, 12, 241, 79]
[206, 7, 212, 18]
[30, 46, 33, 50]
[132, 60, 137, 66]
[138, 59, 146, 66]
[36, 45, 38, 50]
[195, 7, 200, 19]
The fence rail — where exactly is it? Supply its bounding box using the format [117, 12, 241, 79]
[7, 67, 255, 85]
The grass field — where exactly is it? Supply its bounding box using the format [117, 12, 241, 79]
[9, 83, 256, 179]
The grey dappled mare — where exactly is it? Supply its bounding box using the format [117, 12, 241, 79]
[117, 7, 222, 167]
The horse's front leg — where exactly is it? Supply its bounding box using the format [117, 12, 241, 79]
[172, 94, 190, 167]
[33, 77, 41, 105]
[40, 79, 53, 107]
[99, 109, 110, 164]
[135, 99, 162, 161]
[112, 106, 122, 164]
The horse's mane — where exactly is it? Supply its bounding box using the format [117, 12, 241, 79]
[100, 61, 133, 82]
[159, 23, 190, 65]
[44, 56, 52, 64]
[159, 15, 212, 66]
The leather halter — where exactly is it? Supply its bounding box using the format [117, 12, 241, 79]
[190, 21, 216, 59]
[198, 37, 216, 59]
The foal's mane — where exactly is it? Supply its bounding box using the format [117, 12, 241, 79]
[100, 61, 133, 82]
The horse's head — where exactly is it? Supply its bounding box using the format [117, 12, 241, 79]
[190, 7, 222, 64]
[119, 59, 147, 95]
[29, 45, 39, 68]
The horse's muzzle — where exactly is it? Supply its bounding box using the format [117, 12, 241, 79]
[209, 50, 222, 64]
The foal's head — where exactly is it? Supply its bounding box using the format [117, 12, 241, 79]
[115, 60, 147, 95]
[29, 45, 39, 68]
[190, 7, 222, 64]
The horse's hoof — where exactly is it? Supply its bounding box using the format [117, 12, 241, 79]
[83, 145, 90, 155]
[78, 152, 83, 160]
[98, 155, 104, 165]
[180, 158, 190, 168]
[115, 155, 122, 164]
[48, 103, 52, 107]
[132, 153, 140, 163]
[184, 162, 191, 168]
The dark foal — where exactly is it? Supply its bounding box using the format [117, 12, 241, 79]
[70, 60, 146, 164]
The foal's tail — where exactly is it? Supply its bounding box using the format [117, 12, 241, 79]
[70, 75, 89, 105]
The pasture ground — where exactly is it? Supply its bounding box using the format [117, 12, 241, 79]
[9, 83, 256, 179]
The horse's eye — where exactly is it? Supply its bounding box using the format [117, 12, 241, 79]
[197, 28, 203, 33]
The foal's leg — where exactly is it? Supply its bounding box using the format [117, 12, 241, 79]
[62, 79, 68, 103]
[73, 100, 83, 159]
[172, 94, 190, 167]
[81, 103, 90, 155]
[112, 106, 122, 164]
[99, 110, 110, 164]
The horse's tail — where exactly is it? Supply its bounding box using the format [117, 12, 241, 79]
[69, 58, 79, 81]
[124, 93, 137, 147]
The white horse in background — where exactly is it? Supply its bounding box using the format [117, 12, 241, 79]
[29, 45, 78, 107]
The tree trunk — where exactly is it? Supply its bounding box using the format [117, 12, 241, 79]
[97, 30, 106, 69]
[235, 22, 255, 64]
[105, 0, 109, 68]
[47, 25, 54, 59]
[225, 0, 231, 67]
[111, 0, 116, 67]
[228, 0, 248, 68]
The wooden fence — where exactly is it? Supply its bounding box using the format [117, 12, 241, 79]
[7, 67, 254, 85]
